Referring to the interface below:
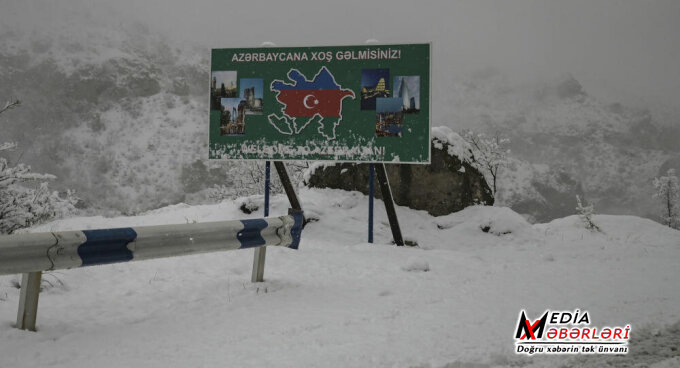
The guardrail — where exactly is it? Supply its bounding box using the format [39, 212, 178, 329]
[1, 209, 304, 331]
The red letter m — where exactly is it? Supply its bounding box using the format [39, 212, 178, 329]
[515, 311, 548, 340]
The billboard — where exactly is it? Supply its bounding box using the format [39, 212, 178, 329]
[209, 43, 430, 163]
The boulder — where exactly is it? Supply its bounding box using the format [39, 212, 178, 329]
[305, 128, 494, 216]
[556, 73, 586, 100]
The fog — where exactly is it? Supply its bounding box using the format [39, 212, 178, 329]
[2, 0, 679, 110]
[1, 0, 679, 219]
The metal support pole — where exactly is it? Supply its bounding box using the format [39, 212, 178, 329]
[274, 161, 302, 211]
[252, 161, 271, 283]
[368, 163, 374, 243]
[16, 271, 41, 331]
[264, 161, 271, 217]
[374, 163, 404, 246]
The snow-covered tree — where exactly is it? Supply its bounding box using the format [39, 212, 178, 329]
[575, 195, 600, 232]
[461, 130, 510, 198]
[207, 161, 310, 203]
[653, 169, 679, 229]
[1, 99, 77, 234]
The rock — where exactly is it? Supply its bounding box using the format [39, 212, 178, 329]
[305, 132, 494, 216]
[556, 73, 586, 99]
[507, 169, 586, 223]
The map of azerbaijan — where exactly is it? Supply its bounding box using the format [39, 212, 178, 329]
[268, 67, 355, 140]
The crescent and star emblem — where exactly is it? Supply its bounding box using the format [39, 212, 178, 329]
[303, 94, 319, 109]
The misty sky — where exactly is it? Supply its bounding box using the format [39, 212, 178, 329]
[2, 0, 679, 110]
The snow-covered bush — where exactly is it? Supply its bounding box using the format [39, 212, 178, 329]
[575, 195, 600, 232]
[206, 161, 310, 202]
[1, 99, 77, 234]
[206, 184, 234, 203]
[653, 169, 679, 229]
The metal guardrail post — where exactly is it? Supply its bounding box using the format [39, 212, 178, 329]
[249, 161, 303, 283]
[251, 246, 266, 282]
[252, 161, 271, 282]
[16, 271, 41, 331]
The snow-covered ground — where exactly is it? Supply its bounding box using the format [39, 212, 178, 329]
[0, 188, 678, 367]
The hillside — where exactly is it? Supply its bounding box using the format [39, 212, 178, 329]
[0, 188, 678, 367]
[0, 15, 214, 214]
[1, 14, 678, 221]
[443, 70, 680, 222]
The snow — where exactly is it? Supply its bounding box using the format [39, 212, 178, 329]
[0, 188, 679, 367]
[651, 357, 680, 368]
[401, 257, 430, 272]
[302, 161, 335, 184]
[431, 126, 474, 163]
[433, 205, 537, 241]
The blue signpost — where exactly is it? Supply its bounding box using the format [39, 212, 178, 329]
[368, 164, 374, 243]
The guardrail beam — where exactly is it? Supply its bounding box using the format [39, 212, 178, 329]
[0, 213, 303, 276]
[0, 212, 304, 332]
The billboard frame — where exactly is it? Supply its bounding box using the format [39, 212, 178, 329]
[208, 42, 432, 164]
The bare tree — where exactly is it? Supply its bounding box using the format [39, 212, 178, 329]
[576, 195, 600, 232]
[207, 161, 310, 203]
[461, 130, 510, 198]
[653, 169, 680, 229]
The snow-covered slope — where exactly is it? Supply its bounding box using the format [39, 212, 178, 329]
[1, 9, 678, 220]
[441, 70, 680, 222]
[0, 188, 678, 367]
[0, 9, 214, 214]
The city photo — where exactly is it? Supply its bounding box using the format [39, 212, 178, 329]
[375, 97, 403, 137]
[210, 71, 237, 110]
[219, 97, 246, 136]
[394, 75, 420, 113]
[239, 78, 263, 115]
[360, 68, 390, 110]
